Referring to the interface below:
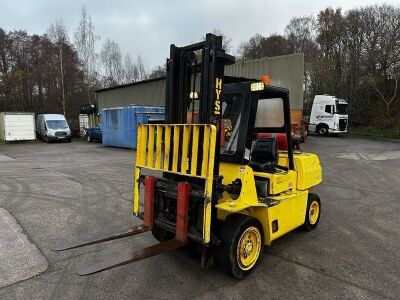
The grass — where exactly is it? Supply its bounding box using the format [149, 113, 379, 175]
[349, 126, 400, 139]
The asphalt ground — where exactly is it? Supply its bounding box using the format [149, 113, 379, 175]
[0, 136, 399, 299]
[0, 207, 48, 288]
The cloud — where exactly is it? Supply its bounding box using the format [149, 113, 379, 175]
[1, 0, 399, 68]
[134, 13, 154, 27]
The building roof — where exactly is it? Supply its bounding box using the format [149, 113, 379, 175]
[95, 76, 166, 93]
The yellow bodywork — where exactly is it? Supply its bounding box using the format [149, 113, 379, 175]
[134, 123, 322, 246]
[134, 124, 216, 243]
[216, 152, 322, 246]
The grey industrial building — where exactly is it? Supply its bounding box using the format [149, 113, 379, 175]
[96, 53, 304, 114]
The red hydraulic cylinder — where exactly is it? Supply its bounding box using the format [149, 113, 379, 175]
[176, 182, 190, 243]
[143, 176, 156, 229]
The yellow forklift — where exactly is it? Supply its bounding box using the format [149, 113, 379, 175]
[56, 34, 322, 279]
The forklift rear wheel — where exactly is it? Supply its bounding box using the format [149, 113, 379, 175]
[214, 215, 264, 279]
[303, 193, 321, 231]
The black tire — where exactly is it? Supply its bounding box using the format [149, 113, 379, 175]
[66, 138, 71, 143]
[303, 193, 321, 231]
[317, 124, 329, 136]
[87, 135, 91, 142]
[214, 214, 264, 279]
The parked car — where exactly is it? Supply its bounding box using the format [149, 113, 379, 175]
[36, 114, 71, 143]
[85, 125, 102, 142]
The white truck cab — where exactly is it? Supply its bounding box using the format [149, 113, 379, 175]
[308, 95, 348, 135]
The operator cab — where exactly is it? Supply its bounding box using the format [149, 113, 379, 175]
[220, 80, 294, 173]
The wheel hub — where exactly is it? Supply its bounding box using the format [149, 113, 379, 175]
[243, 238, 254, 258]
[237, 226, 261, 271]
[309, 201, 320, 225]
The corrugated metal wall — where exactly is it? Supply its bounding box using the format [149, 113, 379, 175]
[97, 79, 165, 111]
[225, 54, 304, 109]
[101, 105, 165, 149]
[96, 54, 304, 110]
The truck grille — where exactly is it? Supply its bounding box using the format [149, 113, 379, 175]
[339, 119, 347, 131]
[55, 131, 67, 136]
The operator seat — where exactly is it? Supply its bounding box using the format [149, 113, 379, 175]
[249, 138, 278, 173]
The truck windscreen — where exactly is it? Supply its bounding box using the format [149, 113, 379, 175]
[46, 120, 68, 130]
[336, 104, 348, 115]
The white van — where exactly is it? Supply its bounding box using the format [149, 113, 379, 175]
[36, 114, 71, 143]
[308, 95, 348, 135]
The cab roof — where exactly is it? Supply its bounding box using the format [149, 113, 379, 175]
[40, 114, 66, 120]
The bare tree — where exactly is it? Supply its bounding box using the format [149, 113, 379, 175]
[285, 16, 316, 55]
[148, 65, 166, 79]
[1, 4, 400, 133]
[239, 34, 290, 59]
[100, 39, 123, 86]
[48, 19, 68, 116]
[73, 5, 99, 101]
[370, 75, 398, 117]
[123, 53, 139, 83]
[316, 8, 345, 95]
[285, 16, 318, 107]
[363, 5, 400, 119]
[136, 55, 147, 81]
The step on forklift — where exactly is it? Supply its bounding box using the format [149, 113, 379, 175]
[55, 33, 322, 279]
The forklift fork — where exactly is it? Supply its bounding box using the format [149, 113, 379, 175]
[54, 176, 190, 276]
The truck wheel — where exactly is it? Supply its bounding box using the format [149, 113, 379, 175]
[317, 124, 329, 136]
[214, 215, 264, 279]
[303, 193, 321, 231]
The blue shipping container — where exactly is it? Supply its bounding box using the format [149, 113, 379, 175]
[101, 105, 165, 149]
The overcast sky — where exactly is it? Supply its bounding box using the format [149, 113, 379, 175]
[1, 0, 398, 69]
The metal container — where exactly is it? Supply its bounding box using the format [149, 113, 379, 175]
[0, 112, 36, 142]
[101, 105, 165, 149]
[79, 114, 101, 137]
[79, 114, 89, 136]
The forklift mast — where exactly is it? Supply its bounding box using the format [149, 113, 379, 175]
[166, 33, 235, 125]
[166, 33, 234, 176]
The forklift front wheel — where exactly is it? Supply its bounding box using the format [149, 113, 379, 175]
[214, 215, 264, 279]
[303, 193, 321, 231]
